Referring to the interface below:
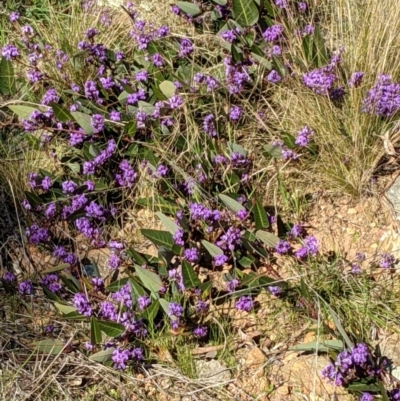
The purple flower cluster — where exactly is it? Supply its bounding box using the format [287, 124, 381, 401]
[348, 71, 364, 88]
[19, 280, 34, 295]
[115, 159, 137, 187]
[379, 253, 396, 269]
[223, 56, 251, 94]
[26, 224, 50, 245]
[216, 227, 241, 251]
[235, 295, 254, 312]
[362, 74, 400, 117]
[112, 347, 144, 370]
[295, 126, 314, 147]
[321, 343, 372, 387]
[263, 25, 284, 42]
[203, 114, 217, 137]
[295, 235, 319, 258]
[73, 293, 92, 316]
[42, 274, 62, 293]
[302, 67, 336, 95]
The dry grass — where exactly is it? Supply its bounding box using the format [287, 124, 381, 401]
[267, 0, 400, 197]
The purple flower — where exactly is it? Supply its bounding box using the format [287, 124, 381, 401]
[183, 247, 199, 262]
[115, 159, 137, 187]
[100, 301, 117, 320]
[179, 38, 194, 57]
[41, 176, 52, 190]
[203, 114, 217, 137]
[168, 95, 183, 109]
[263, 25, 283, 42]
[229, 105, 242, 121]
[137, 295, 151, 311]
[295, 126, 314, 147]
[267, 70, 281, 84]
[379, 253, 396, 269]
[3, 271, 16, 282]
[226, 278, 239, 293]
[135, 70, 149, 82]
[19, 280, 34, 295]
[157, 26, 170, 37]
[216, 227, 241, 251]
[91, 114, 104, 133]
[173, 228, 185, 246]
[214, 254, 228, 266]
[84, 80, 99, 100]
[195, 300, 209, 314]
[62, 180, 77, 194]
[28, 172, 38, 188]
[108, 254, 121, 269]
[26, 224, 50, 245]
[290, 223, 304, 238]
[42, 274, 62, 293]
[359, 393, 373, 401]
[112, 348, 131, 370]
[111, 283, 132, 308]
[85, 27, 98, 39]
[73, 293, 92, 316]
[109, 110, 121, 122]
[84, 180, 95, 191]
[26, 70, 43, 83]
[91, 277, 104, 291]
[236, 209, 248, 221]
[351, 343, 369, 365]
[193, 326, 208, 338]
[2, 44, 19, 60]
[274, 0, 287, 8]
[220, 30, 236, 43]
[22, 199, 31, 210]
[168, 302, 184, 318]
[275, 240, 291, 254]
[303, 25, 314, 35]
[268, 286, 282, 296]
[151, 53, 164, 67]
[348, 71, 364, 88]
[302, 67, 336, 95]
[9, 11, 20, 22]
[41, 88, 59, 105]
[235, 296, 254, 312]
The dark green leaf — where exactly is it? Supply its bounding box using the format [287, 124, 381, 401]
[141, 229, 174, 250]
[348, 380, 380, 392]
[50, 103, 73, 122]
[43, 263, 70, 274]
[106, 277, 130, 292]
[129, 278, 147, 296]
[97, 320, 124, 338]
[0, 57, 16, 95]
[182, 260, 201, 289]
[143, 299, 159, 322]
[91, 317, 102, 345]
[252, 200, 269, 230]
[238, 255, 255, 267]
[126, 248, 148, 265]
[232, 0, 259, 26]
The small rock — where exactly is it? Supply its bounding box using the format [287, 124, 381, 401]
[244, 346, 267, 375]
[347, 208, 357, 215]
[195, 359, 231, 382]
[346, 227, 356, 235]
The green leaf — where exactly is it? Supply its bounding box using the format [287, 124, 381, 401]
[159, 81, 176, 98]
[54, 302, 77, 315]
[126, 248, 148, 265]
[143, 299, 159, 322]
[302, 34, 314, 65]
[201, 240, 223, 256]
[182, 260, 201, 289]
[289, 339, 344, 352]
[238, 255, 255, 267]
[158, 298, 171, 315]
[177, 1, 201, 16]
[0, 57, 16, 95]
[252, 200, 269, 230]
[263, 144, 283, 159]
[97, 320, 125, 338]
[232, 0, 259, 26]
[106, 277, 130, 292]
[33, 339, 65, 355]
[348, 380, 380, 392]
[89, 347, 115, 363]
[141, 229, 174, 250]
[8, 105, 38, 119]
[50, 103, 73, 122]
[156, 212, 179, 235]
[325, 304, 354, 349]
[62, 311, 86, 320]
[24, 191, 42, 208]
[129, 278, 147, 296]
[138, 101, 155, 115]
[313, 26, 328, 67]
[42, 263, 70, 274]
[228, 141, 247, 156]
[135, 265, 163, 293]
[71, 111, 94, 134]
[91, 317, 102, 345]
[218, 194, 245, 213]
[255, 230, 279, 247]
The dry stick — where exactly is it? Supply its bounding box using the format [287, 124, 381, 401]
[7, 179, 37, 274]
